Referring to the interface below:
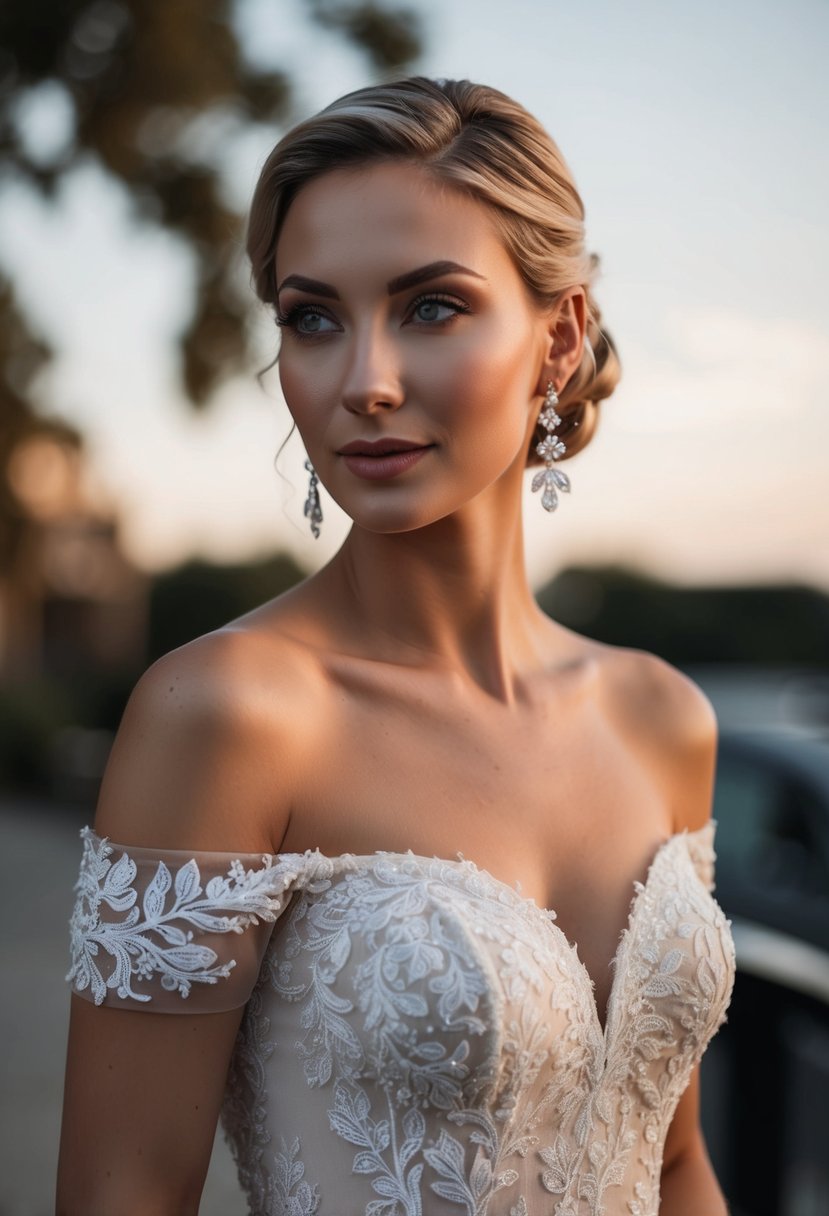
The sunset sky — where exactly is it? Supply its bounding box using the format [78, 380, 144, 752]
[2, 0, 826, 590]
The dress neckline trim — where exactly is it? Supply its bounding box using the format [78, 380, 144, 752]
[327, 824, 714, 1044]
[292, 822, 715, 1047]
[83, 820, 714, 877]
[81, 820, 717, 1046]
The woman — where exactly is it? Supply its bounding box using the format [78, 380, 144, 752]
[58, 78, 735, 1215]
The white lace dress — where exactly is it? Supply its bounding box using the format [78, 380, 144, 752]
[67, 821, 735, 1216]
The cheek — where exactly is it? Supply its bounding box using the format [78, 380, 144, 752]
[278, 357, 327, 442]
[428, 330, 532, 449]
[278, 356, 308, 409]
[277, 359, 300, 413]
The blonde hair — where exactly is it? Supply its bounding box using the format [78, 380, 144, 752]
[247, 76, 620, 462]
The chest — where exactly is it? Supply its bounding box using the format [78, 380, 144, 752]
[288, 655, 665, 845]
[278, 661, 674, 1031]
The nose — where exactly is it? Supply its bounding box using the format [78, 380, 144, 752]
[340, 322, 405, 415]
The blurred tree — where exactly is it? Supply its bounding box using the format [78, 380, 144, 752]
[0, 0, 424, 571]
[537, 565, 829, 667]
[0, 273, 82, 574]
[148, 552, 306, 659]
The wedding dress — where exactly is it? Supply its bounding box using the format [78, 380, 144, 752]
[67, 820, 735, 1216]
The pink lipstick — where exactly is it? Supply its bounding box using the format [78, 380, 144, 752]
[337, 438, 434, 480]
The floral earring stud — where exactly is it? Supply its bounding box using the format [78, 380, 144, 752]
[532, 382, 571, 513]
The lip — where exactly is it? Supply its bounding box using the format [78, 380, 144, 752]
[337, 438, 429, 456]
[339, 444, 434, 481]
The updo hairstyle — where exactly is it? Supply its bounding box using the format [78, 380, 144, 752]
[247, 77, 620, 463]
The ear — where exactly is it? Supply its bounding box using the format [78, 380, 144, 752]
[535, 287, 587, 395]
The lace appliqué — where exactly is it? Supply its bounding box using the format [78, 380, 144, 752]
[534, 830, 736, 1216]
[270, 1136, 321, 1215]
[69, 825, 735, 1214]
[67, 826, 290, 1005]
[220, 828, 734, 1216]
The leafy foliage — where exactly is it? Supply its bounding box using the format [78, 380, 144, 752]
[0, 275, 81, 570]
[148, 552, 306, 659]
[0, 0, 423, 571]
[0, 0, 422, 403]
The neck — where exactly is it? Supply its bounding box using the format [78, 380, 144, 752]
[314, 481, 551, 704]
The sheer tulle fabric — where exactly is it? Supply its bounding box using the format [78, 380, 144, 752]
[67, 828, 298, 1013]
[67, 822, 735, 1215]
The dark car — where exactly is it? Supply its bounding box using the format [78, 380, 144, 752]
[701, 730, 829, 1216]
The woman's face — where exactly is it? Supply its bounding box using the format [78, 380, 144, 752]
[274, 161, 555, 534]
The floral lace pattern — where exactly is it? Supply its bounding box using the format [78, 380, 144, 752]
[218, 825, 735, 1215]
[67, 823, 735, 1214]
[67, 826, 296, 1009]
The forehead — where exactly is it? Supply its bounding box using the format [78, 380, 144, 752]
[275, 161, 518, 287]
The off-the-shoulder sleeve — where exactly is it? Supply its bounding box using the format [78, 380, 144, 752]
[67, 826, 302, 1014]
[685, 819, 718, 893]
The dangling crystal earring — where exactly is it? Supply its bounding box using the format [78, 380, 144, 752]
[532, 382, 571, 512]
[303, 459, 323, 538]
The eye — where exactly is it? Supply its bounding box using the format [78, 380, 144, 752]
[408, 294, 470, 326]
[276, 304, 339, 338]
[296, 310, 335, 335]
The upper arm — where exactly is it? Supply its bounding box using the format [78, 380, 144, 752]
[622, 655, 720, 1168]
[58, 996, 245, 1215]
[659, 661, 719, 836]
[613, 649, 719, 836]
[58, 631, 301, 1214]
[594, 648, 724, 1183]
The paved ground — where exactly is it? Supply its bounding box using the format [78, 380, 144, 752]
[0, 797, 246, 1216]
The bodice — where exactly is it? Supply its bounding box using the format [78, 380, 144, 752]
[67, 822, 735, 1215]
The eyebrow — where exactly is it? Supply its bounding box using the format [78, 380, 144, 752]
[276, 274, 339, 300]
[276, 261, 487, 300]
[387, 261, 487, 295]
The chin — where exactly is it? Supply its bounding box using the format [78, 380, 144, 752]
[328, 488, 456, 535]
[348, 506, 445, 535]
[325, 463, 518, 534]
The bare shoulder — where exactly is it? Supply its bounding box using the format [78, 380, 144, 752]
[601, 645, 718, 745]
[95, 624, 321, 855]
[597, 644, 719, 834]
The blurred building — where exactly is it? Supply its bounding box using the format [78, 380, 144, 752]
[1, 431, 148, 682]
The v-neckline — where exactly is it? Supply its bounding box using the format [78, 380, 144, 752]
[289, 823, 712, 1048]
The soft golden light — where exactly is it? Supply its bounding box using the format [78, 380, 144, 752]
[6, 437, 77, 519]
